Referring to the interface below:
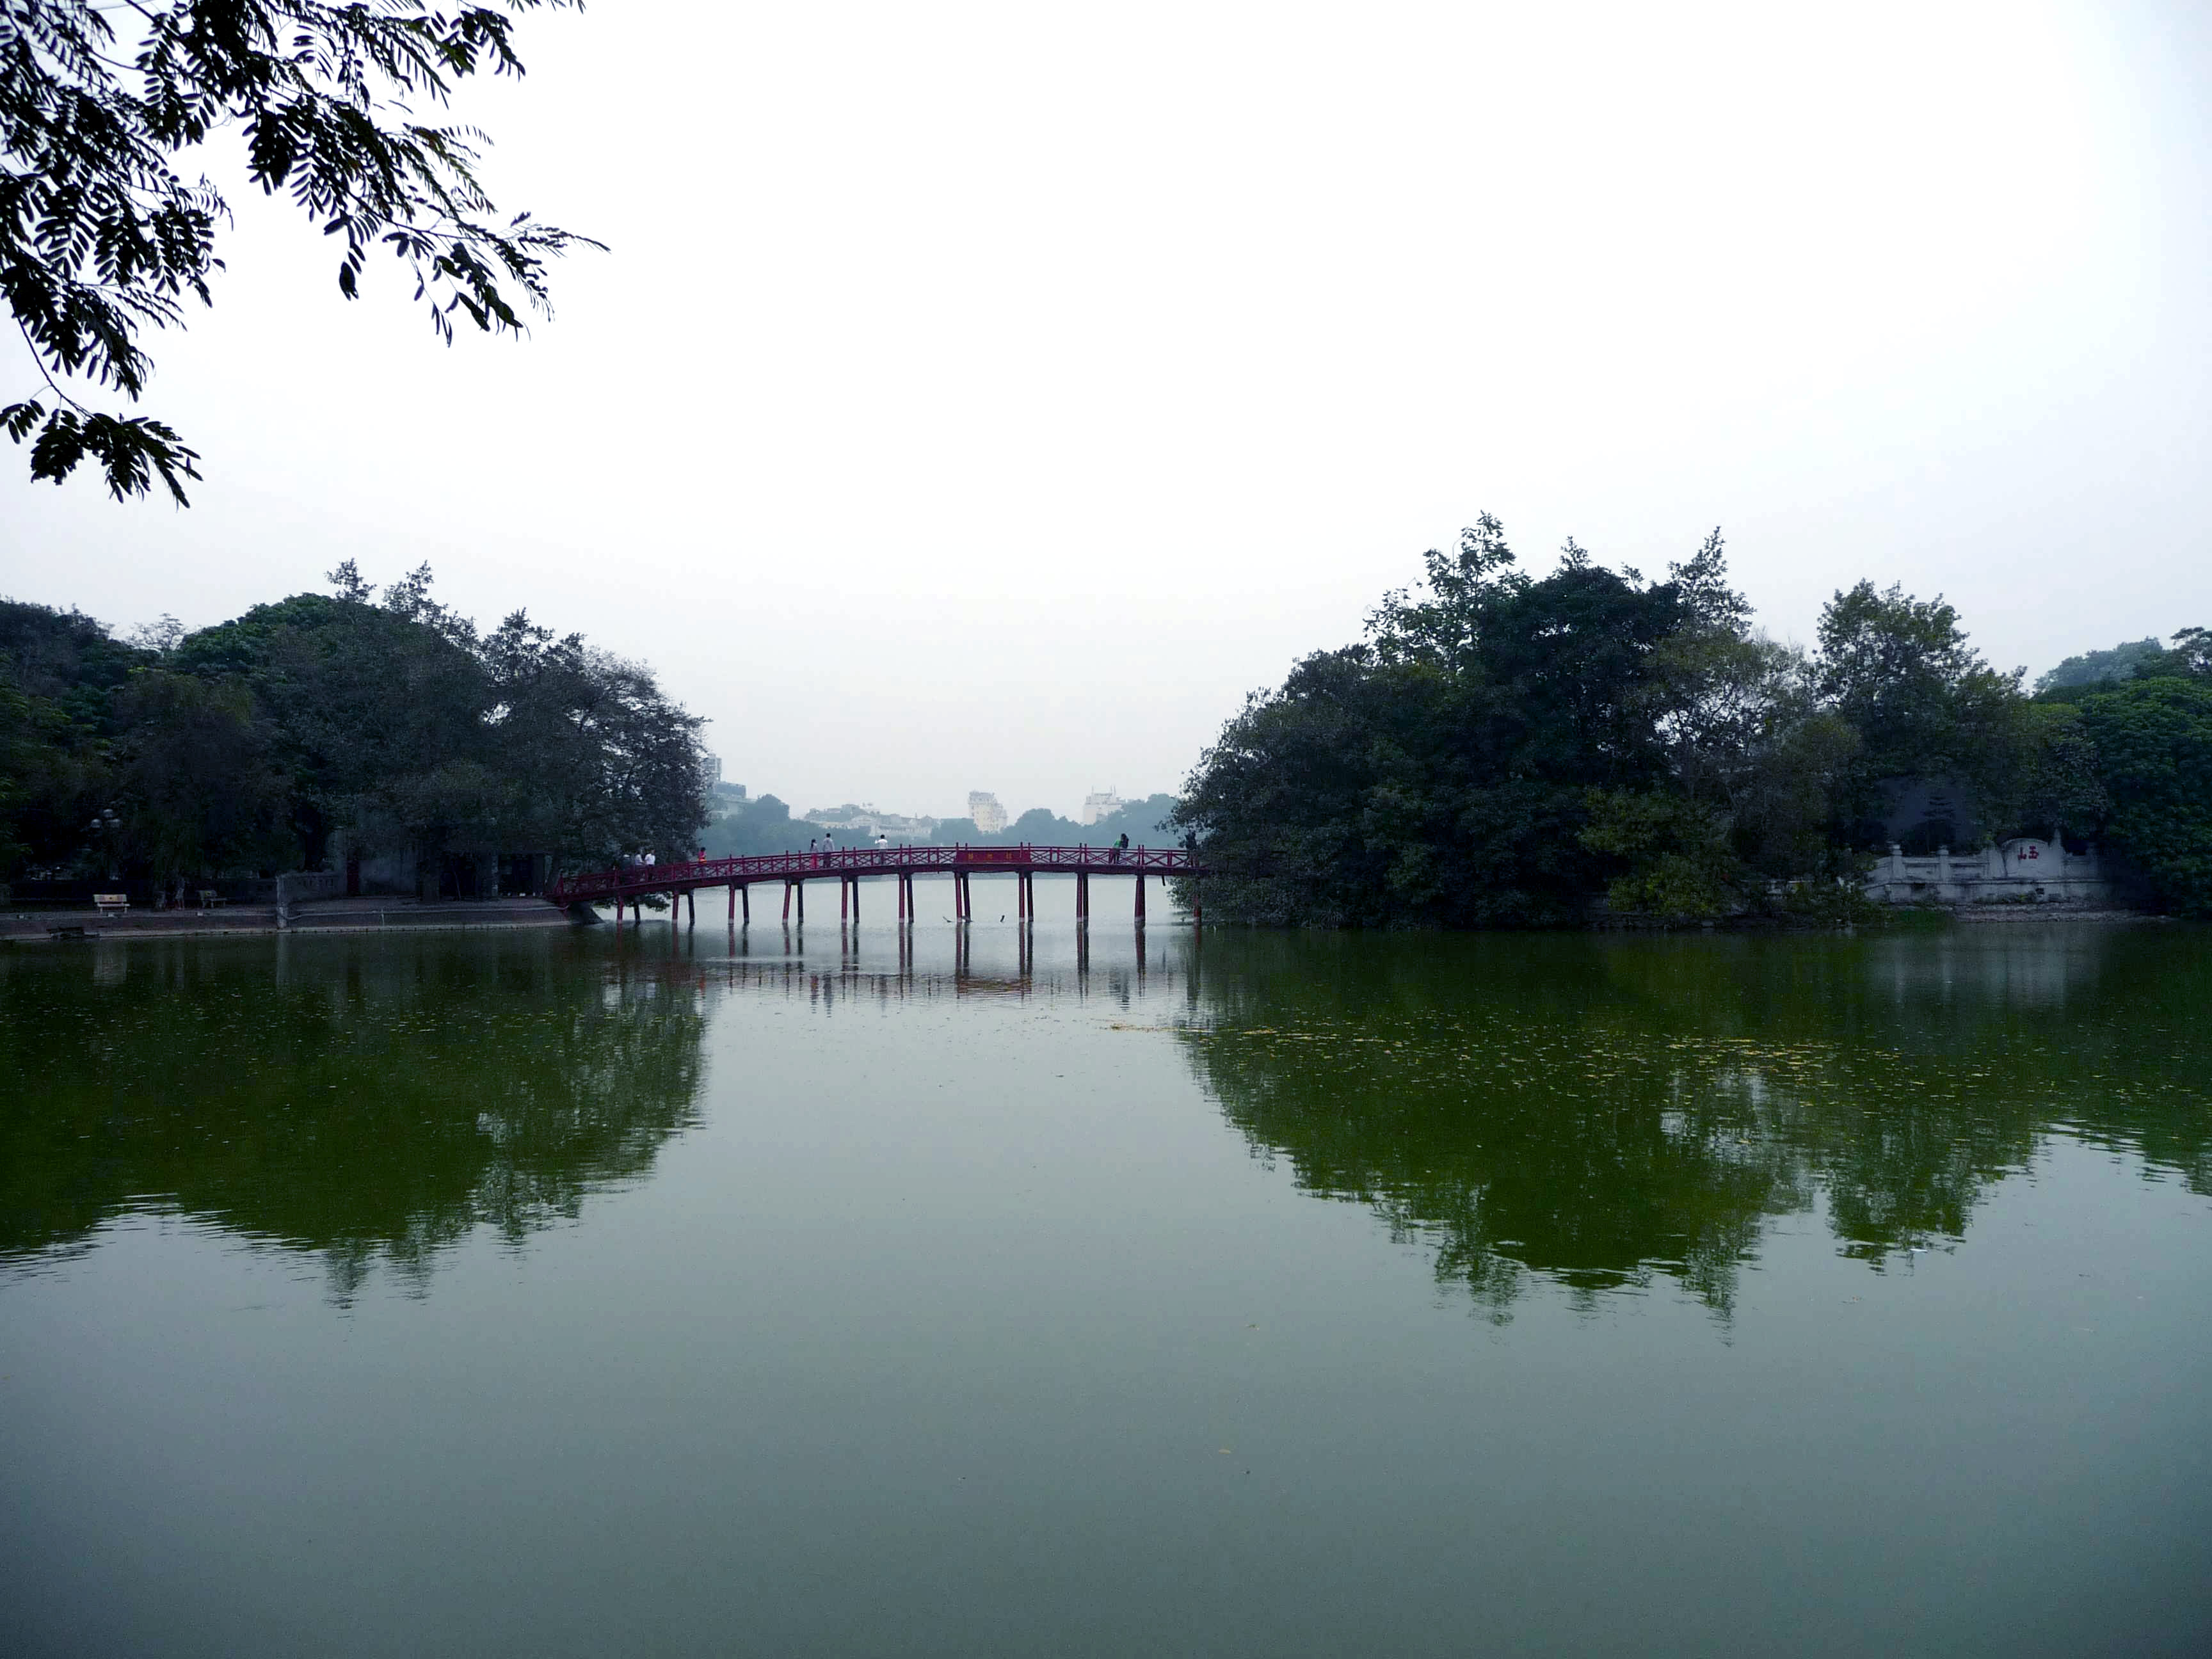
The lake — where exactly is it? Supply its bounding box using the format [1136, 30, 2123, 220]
[3, 912, 2209, 1656]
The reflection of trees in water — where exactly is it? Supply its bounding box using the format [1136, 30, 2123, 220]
[1183, 927, 2212, 1319]
[0, 937, 707, 1299]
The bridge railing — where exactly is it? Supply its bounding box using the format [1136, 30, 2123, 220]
[548, 844, 1202, 903]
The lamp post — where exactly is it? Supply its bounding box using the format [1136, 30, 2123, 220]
[86, 806, 122, 883]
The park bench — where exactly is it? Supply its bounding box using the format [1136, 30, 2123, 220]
[197, 889, 227, 909]
[93, 893, 129, 915]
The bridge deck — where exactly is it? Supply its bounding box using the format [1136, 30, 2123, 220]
[550, 845, 1202, 907]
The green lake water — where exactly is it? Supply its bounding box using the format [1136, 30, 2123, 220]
[3, 914, 2209, 1656]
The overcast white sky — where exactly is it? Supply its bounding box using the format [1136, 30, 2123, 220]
[4, 1, 2209, 821]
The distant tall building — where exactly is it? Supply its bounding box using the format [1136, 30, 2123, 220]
[1078, 789, 1125, 826]
[968, 790, 1007, 834]
[703, 752, 722, 786]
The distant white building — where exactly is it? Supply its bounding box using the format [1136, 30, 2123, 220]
[968, 790, 1008, 834]
[1078, 789, 1125, 826]
[703, 753, 722, 787]
[805, 803, 938, 838]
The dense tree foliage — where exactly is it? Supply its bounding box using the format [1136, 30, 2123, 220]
[700, 792, 802, 858]
[1175, 518, 2212, 924]
[1176, 520, 1832, 926]
[3, 0, 591, 502]
[1814, 580, 2023, 817]
[2076, 675, 2212, 916]
[0, 563, 706, 894]
[2036, 636, 2167, 693]
[920, 795, 1178, 850]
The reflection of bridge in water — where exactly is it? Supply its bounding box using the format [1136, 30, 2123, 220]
[551, 845, 1205, 927]
[618, 908, 1205, 1006]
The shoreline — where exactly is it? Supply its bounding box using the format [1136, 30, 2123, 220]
[2, 898, 579, 944]
[5, 901, 2177, 944]
[1947, 906, 2169, 924]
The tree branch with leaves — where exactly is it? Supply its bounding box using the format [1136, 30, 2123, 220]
[2, 0, 597, 504]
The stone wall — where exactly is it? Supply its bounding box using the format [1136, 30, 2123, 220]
[1863, 839, 2124, 906]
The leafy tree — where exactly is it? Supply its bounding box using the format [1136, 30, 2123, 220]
[0, 597, 152, 733]
[1578, 788, 1743, 918]
[1176, 517, 1700, 926]
[1980, 700, 2107, 844]
[2077, 677, 2212, 916]
[1088, 792, 1179, 846]
[177, 575, 491, 867]
[2035, 637, 2166, 694]
[920, 806, 1093, 847]
[0, 598, 153, 870]
[1728, 707, 1863, 879]
[1006, 806, 1073, 842]
[109, 668, 290, 877]
[3, 0, 595, 503]
[2134, 626, 2212, 682]
[700, 793, 803, 858]
[0, 566, 707, 890]
[1815, 580, 2024, 835]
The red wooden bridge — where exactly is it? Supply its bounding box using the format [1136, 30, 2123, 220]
[549, 844, 1206, 926]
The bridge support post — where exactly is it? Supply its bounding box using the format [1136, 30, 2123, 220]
[781, 880, 792, 922]
[687, 889, 695, 927]
[728, 883, 735, 924]
[615, 892, 623, 926]
[1134, 872, 1145, 924]
[841, 877, 849, 923]
[1077, 870, 1089, 924]
[742, 885, 749, 924]
[798, 881, 805, 924]
[851, 876, 859, 924]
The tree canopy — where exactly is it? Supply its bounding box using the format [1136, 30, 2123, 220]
[3, 0, 592, 502]
[2035, 636, 2167, 694]
[2076, 674, 2212, 916]
[1174, 519, 1781, 926]
[1173, 517, 2212, 924]
[0, 561, 706, 892]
